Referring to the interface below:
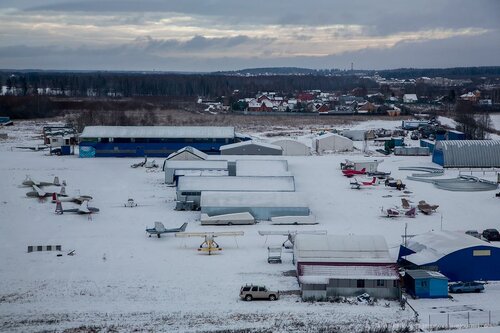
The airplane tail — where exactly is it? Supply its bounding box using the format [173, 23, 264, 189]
[179, 222, 188, 232]
[55, 200, 63, 214]
[52, 192, 57, 202]
[59, 186, 66, 196]
[361, 168, 366, 173]
[53, 176, 60, 186]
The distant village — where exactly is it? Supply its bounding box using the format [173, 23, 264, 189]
[198, 74, 500, 116]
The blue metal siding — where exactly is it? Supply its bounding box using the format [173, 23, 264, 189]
[79, 140, 234, 157]
[429, 279, 448, 298]
[436, 246, 500, 282]
[432, 148, 444, 166]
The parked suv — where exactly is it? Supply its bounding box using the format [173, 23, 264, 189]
[482, 229, 500, 242]
[240, 285, 279, 301]
[449, 282, 484, 293]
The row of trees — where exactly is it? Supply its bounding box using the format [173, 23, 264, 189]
[0, 72, 377, 98]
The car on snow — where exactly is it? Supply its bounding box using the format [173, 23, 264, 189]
[449, 282, 484, 293]
[482, 229, 500, 242]
[465, 230, 481, 239]
[240, 285, 279, 301]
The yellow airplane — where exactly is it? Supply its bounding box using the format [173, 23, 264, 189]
[175, 231, 244, 255]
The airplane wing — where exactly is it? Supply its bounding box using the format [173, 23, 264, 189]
[258, 230, 327, 236]
[32, 184, 46, 197]
[175, 231, 244, 238]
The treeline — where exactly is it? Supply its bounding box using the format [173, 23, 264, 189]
[0, 71, 377, 98]
[377, 66, 500, 79]
[0, 96, 59, 119]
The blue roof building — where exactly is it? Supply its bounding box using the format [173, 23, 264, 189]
[399, 231, 500, 282]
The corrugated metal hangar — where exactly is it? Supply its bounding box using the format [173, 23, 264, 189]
[432, 140, 500, 167]
[398, 231, 500, 282]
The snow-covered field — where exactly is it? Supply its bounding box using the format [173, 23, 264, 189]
[1, 120, 500, 332]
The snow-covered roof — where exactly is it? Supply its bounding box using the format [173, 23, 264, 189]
[235, 159, 289, 176]
[294, 234, 394, 264]
[403, 230, 497, 265]
[201, 191, 306, 208]
[177, 176, 295, 192]
[435, 140, 500, 168]
[315, 132, 352, 143]
[299, 264, 399, 283]
[80, 126, 235, 139]
[174, 170, 228, 177]
[220, 140, 283, 151]
[405, 270, 448, 280]
[165, 160, 228, 170]
[403, 94, 418, 101]
[166, 146, 208, 160]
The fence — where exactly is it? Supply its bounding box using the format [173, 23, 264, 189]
[424, 310, 500, 330]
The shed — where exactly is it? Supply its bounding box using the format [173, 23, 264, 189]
[235, 160, 289, 176]
[313, 133, 353, 154]
[176, 176, 295, 208]
[295, 234, 400, 300]
[404, 270, 448, 299]
[220, 140, 283, 155]
[341, 130, 375, 141]
[344, 159, 383, 173]
[272, 139, 311, 156]
[432, 140, 500, 168]
[398, 230, 500, 282]
[166, 146, 208, 161]
[200, 191, 310, 220]
[394, 147, 430, 156]
[163, 160, 228, 184]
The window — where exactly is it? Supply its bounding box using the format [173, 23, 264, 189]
[258, 287, 266, 292]
[56, 245, 61, 251]
[356, 280, 365, 288]
[242, 287, 250, 292]
[251, 286, 258, 292]
[37, 246, 43, 251]
[46, 246, 52, 251]
[376, 280, 385, 287]
[393, 280, 399, 288]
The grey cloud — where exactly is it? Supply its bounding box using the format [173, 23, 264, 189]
[20, 0, 500, 34]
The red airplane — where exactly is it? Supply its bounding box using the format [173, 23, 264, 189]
[342, 168, 366, 178]
[350, 177, 377, 189]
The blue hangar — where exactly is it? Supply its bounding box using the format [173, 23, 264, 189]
[79, 126, 238, 157]
[398, 231, 500, 282]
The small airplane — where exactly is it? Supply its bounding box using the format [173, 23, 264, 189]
[55, 200, 99, 215]
[52, 192, 93, 205]
[350, 177, 377, 189]
[14, 145, 49, 151]
[384, 178, 406, 190]
[417, 200, 439, 215]
[382, 207, 416, 218]
[258, 230, 327, 248]
[22, 175, 62, 187]
[26, 185, 67, 198]
[146, 222, 188, 238]
[175, 231, 244, 254]
[342, 168, 366, 178]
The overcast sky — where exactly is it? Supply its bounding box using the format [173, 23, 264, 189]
[1, 0, 499, 72]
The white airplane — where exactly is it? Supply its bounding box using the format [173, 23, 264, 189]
[52, 192, 93, 205]
[258, 230, 327, 248]
[22, 175, 62, 187]
[26, 185, 67, 198]
[145, 222, 188, 238]
[175, 231, 244, 254]
[15, 145, 49, 151]
[55, 200, 99, 215]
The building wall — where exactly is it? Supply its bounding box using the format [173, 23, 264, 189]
[79, 139, 235, 157]
[436, 246, 500, 282]
[202, 206, 310, 220]
[302, 278, 400, 300]
[221, 145, 282, 155]
[272, 140, 310, 156]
